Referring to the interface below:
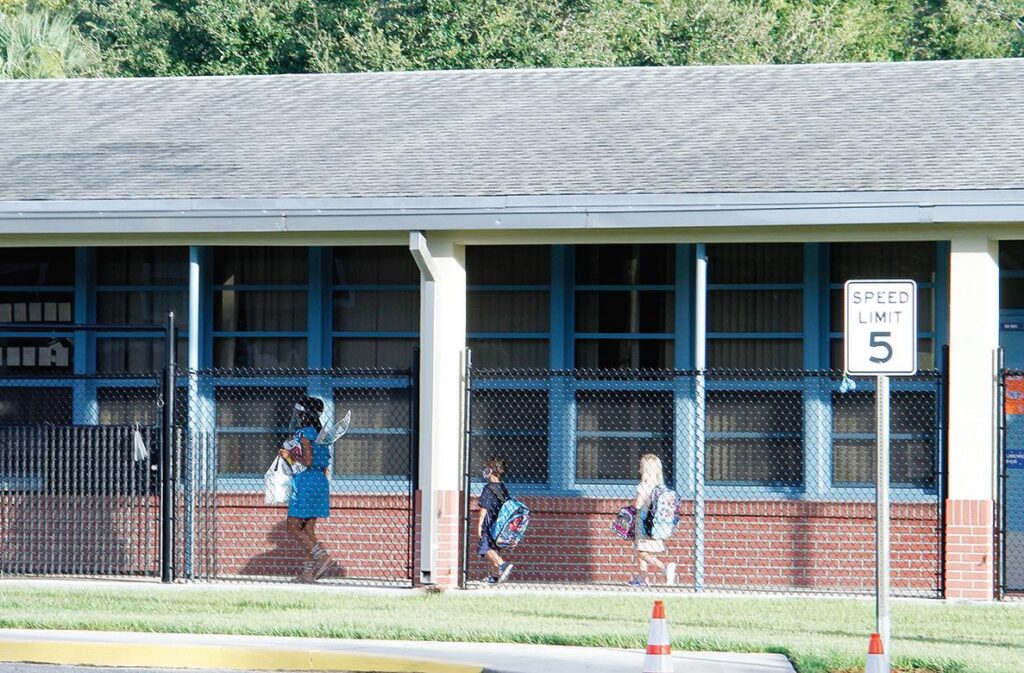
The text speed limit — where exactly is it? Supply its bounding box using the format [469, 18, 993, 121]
[844, 280, 918, 376]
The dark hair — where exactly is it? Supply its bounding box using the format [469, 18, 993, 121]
[486, 456, 506, 478]
[298, 396, 325, 433]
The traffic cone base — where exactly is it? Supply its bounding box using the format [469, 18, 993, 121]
[865, 633, 889, 673]
[642, 600, 673, 673]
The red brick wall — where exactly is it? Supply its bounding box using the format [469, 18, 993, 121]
[0, 494, 160, 576]
[0, 491, 947, 596]
[944, 498, 995, 600]
[213, 492, 413, 582]
[467, 496, 941, 594]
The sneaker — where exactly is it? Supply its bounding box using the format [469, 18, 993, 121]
[627, 576, 649, 588]
[485, 575, 499, 585]
[664, 562, 676, 586]
[313, 552, 332, 579]
[497, 562, 514, 583]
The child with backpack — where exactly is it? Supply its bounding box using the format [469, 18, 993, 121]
[629, 452, 676, 587]
[476, 456, 515, 584]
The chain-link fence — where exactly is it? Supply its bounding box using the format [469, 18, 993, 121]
[177, 368, 416, 586]
[464, 368, 945, 597]
[999, 370, 1024, 600]
[0, 372, 165, 578]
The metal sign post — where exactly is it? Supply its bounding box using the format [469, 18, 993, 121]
[845, 280, 917, 656]
[876, 373, 890, 649]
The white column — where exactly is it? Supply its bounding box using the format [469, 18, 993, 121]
[948, 236, 998, 502]
[410, 233, 466, 585]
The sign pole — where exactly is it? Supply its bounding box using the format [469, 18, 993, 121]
[876, 373, 891, 654]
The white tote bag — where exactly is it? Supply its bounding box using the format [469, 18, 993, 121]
[264, 456, 293, 505]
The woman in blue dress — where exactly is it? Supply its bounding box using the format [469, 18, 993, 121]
[279, 396, 332, 582]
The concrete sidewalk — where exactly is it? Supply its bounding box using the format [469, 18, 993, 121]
[0, 629, 796, 673]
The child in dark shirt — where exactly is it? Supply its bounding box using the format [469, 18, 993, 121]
[476, 456, 514, 584]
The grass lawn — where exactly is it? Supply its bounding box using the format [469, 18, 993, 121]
[0, 584, 1020, 673]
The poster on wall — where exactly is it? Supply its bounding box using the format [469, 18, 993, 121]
[1006, 377, 1024, 469]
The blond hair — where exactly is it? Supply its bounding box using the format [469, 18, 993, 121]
[638, 453, 664, 487]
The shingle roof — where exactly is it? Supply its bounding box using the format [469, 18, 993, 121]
[1, 59, 1022, 202]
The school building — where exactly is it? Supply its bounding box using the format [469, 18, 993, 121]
[0, 58, 1022, 600]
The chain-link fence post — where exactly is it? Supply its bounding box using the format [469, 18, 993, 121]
[693, 370, 706, 592]
[460, 349, 473, 589]
[997, 348, 1006, 600]
[160, 311, 176, 583]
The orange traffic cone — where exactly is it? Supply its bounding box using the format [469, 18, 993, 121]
[865, 633, 889, 673]
[642, 600, 673, 673]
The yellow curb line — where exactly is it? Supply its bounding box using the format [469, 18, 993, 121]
[0, 639, 484, 673]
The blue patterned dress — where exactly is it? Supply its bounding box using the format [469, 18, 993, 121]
[288, 427, 331, 519]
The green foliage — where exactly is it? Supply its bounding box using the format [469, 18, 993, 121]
[0, 8, 99, 78]
[5, 1, 1023, 78]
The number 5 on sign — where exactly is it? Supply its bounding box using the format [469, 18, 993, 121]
[844, 280, 917, 376]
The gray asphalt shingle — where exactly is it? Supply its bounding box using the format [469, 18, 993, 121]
[1, 59, 1021, 202]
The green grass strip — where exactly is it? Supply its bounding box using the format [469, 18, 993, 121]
[0, 585, 1020, 673]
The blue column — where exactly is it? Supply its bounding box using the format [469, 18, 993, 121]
[803, 244, 831, 499]
[674, 244, 693, 370]
[73, 247, 96, 424]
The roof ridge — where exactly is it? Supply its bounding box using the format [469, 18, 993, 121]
[0, 57, 1019, 86]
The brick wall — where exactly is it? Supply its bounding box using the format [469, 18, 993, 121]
[944, 498, 995, 600]
[0, 490, 952, 596]
[467, 496, 941, 594]
[0, 494, 160, 576]
[212, 492, 413, 582]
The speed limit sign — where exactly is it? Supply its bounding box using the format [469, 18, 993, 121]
[844, 280, 917, 376]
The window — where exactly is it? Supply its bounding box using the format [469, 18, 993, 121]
[1001, 241, 1024, 309]
[576, 389, 673, 482]
[0, 386, 73, 424]
[469, 387, 549, 483]
[0, 247, 75, 373]
[706, 388, 803, 485]
[333, 247, 418, 368]
[707, 244, 803, 370]
[832, 388, 938, 488]
[333, 387, 412, 476]
[575, 245, 674, 369]
[215, 386, 303, 474]
[96, 247, 188, 373]
[97, 386, 185, 427]
[829, 242, 937, 370]
[467, 246, 550, 369]
[213, 248, 307, 369]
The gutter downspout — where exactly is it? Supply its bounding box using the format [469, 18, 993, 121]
[410, 231, 438, 584]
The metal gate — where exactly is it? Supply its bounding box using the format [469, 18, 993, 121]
[999, 368, 1024, 599]
[0, 322, 172, 579]
[177, 367, 417, 586]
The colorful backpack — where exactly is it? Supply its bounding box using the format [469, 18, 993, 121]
[646, 485, 680, 540]
[489, 485, 530, 550]
[612, 506, 637, 540]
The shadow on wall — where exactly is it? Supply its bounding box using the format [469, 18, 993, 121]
[237, 517, 348, 580]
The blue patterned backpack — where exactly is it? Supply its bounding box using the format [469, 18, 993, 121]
[489, 486, 530, 550]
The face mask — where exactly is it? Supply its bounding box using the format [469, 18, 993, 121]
[482, 467, 493, 478]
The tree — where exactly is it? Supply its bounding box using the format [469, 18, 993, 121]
[0, 8, 99, 78]
[60, 0, 1024, 79]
